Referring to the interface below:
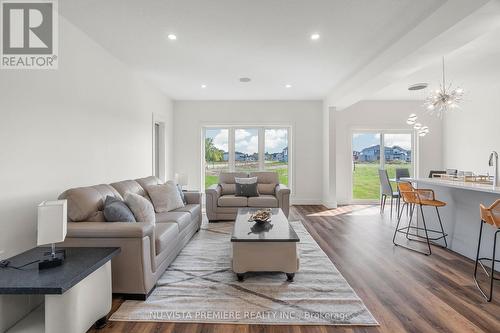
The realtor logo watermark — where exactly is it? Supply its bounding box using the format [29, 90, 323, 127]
[1, 0, 58, 69]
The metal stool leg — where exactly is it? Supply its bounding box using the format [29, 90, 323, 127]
[435, 207, 448, 248]
[393, 203, 406, 245]
[419, 205, 432, 255]
[489, 230, 499, 301]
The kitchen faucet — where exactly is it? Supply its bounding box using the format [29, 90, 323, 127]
[489, 151, 499, 187]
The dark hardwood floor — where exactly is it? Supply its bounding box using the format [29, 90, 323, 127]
[89, 205, 500, 333]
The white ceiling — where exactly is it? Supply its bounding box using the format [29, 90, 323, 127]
[371, 28, 500, 101]
[60, 0, 445, 100]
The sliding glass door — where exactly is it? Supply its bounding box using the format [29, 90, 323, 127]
[352, 131, 413, 201]
[203, 127, 290, 189]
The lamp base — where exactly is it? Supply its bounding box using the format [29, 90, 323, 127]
[39, 249, 66, 270]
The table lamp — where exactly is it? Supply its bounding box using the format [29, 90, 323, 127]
[37, 200, 67, 269]
[175, 172, 188, 190]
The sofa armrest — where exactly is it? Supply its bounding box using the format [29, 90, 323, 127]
[275, 184, 291, 218]
[66, 222, 154, 238]
[205, 184, 222, 221]
[184, 191, 202, 205]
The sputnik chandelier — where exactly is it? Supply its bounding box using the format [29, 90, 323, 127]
[424, 57, 464, 117]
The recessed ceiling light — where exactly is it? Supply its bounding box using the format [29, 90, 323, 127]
[285, 84, 292, 88]
[239, 77, 251, 83]
[167, 34, 177, 40]
[310, 33, 320, 40]
[201, 84, 207, 88]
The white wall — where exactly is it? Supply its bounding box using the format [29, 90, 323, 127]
[173, 100, 323, 204]
[443, 85, 500, 174]
[0, 14, 173, 332]
[334, 100, 443, 204]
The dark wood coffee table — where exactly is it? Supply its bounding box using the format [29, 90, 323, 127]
[231, 208, 300, 281]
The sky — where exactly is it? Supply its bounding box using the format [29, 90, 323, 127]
[352, 133, 411, 152]
[206, 128, 288, 154]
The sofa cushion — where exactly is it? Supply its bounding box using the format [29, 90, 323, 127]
[220, 183, 236, 195]
[58, 184, 121, 222]
[258, 183, 276, 195]
[249, 172, 279, 184]
[146, 181, 184, 213]
[103, 196, 136, 222]
[248, 195, 278, 208]
[124, 193, 156, 225]
[219, 172, 248, 184]
[173, 204, 201, 219]
[111, 180, 150, 201]
[155, 222, 179, 255]
[155, 211, 192, 231]
[218, 195, 248, 207]
[135, 176, 162, 191]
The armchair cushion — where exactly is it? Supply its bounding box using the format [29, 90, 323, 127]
[218, 195, 248, 207]
[248, 195, 278, 208]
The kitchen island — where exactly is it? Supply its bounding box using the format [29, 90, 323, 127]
[407, 178, 500, 262]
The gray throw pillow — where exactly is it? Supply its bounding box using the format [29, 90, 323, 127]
[235, 183, 259, 197]
[177, 184, 187, 205]
[103, 196, 136, 222]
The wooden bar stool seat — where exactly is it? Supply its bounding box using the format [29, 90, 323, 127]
[473, 199, 500, 302]
[392, 182, 448, 255]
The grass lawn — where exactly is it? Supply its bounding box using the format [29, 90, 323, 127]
[353, 163, 410, 200]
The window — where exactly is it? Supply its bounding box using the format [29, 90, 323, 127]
[235, 128, 259, 172]
[203, 126, 290, 189]
[352, 131, 414, 201]
[204, 128, 229, 189]
[264, 129, 289, 185]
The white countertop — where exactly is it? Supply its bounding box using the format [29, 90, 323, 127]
[406, 177, 500, 195]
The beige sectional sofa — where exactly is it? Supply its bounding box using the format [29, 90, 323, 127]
[58, 176, 202, 300]
[205, 172, 290, 221]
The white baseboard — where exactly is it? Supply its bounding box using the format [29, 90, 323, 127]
[290, 198, 323, 205]
[321, 200, 338, 209]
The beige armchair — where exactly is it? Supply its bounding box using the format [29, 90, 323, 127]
[205, 172, 290, 221]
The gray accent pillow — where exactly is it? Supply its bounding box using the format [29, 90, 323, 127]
[235, 183, 259, 197]
[103, 196, 136, 222]
[177, 184, 187, 205]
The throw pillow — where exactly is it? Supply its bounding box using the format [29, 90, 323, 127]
[220, 183, 236, 195]
[258, 183, 277, 195]
[146, 181, 185, 213]
[235, 177, 258, 184]
[103, 196, 136, 222]
[177, 184, 187, 205]
[235, 182, 259, 197]
[124, 193, 155, 224]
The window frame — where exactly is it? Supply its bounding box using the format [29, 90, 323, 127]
[201, 125, 292, 191]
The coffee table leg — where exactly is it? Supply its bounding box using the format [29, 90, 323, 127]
[237, 273, 245, 282]
[286, 273, 295, 281]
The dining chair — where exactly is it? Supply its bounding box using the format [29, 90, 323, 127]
[378, 169, 399, 217]
[395, 168, 410, 180]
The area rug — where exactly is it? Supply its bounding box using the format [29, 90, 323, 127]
[110, 220, 378, 326]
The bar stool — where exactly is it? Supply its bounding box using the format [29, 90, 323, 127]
[392, 182, 448, 255]
[473, 199, 500, 302]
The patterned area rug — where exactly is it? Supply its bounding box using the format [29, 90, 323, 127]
[110, 220, 378, 326]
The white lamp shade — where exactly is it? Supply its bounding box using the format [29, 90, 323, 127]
[37, 200, 67, 246]
[175, 173, 188, 186]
